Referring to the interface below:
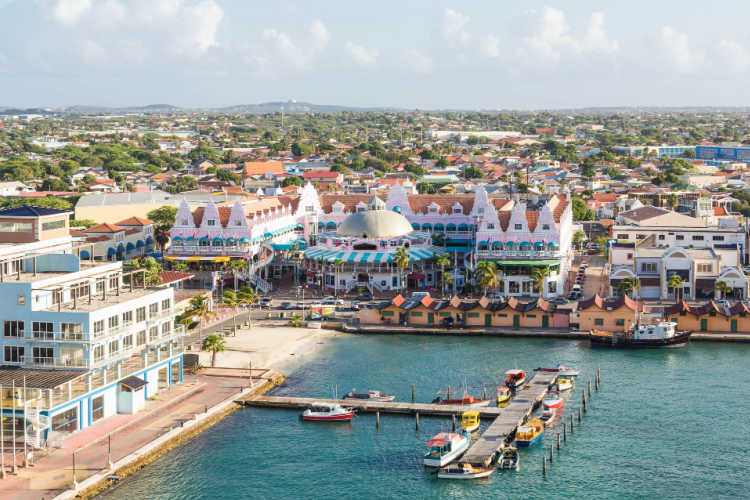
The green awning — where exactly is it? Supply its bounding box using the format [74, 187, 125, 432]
[494, 259, 559, 267]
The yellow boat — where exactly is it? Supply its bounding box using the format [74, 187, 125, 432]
[461, 410, 480, 432]
[497, 386, 511, 406]
[515, 418, 544, 446]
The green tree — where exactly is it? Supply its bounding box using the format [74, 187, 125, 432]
[667, 275, 685, 301]
[394, 246, 410, 292]
[572, 230, 586, 250]
[147, 206, 178, 227]
[201, 334, 225, 368]
[222, 290, 241, 335]
[228, 259, 247, 291]
[434, 253, 451, 296]
[282, 176, 303, 187]
[188, 295, 215, 338]
[714, 280, 731, 300]
[571, 197, 594, 221]
[531, 267, 549, 296]
[474, 261, 499, 296]
[618, 276, 640, 298]
[463, 166, 483, 179]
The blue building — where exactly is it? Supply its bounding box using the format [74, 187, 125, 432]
[696, 145, 750, 163]
[0, 207, 184, 446]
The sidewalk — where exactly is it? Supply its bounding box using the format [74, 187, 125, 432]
[0, 374, 252, 500]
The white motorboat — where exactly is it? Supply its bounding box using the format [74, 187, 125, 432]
[437, 463, 495, 479]
[424, 431, 470, 467]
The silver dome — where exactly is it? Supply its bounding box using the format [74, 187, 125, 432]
[336, 210, 414, 239]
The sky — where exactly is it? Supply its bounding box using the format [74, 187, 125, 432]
[1, 0, 750, 109]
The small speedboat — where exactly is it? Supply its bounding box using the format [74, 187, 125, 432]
[538, 364, 580, 377]
[504, 369, 526, 389]
[497, 386, 511, 406]
[432, 395, 491, 407]
[557, 377, 574, 391]
[343, 390, 395, 402]
[437, 463, 495, 480]
[301, 403, 354, 422]
[516, 418, 544, 447]
[498, 446, 519, 471]
[461, 411, 480, 433]
[424, 431, 471, 467]
[540, 408, 560, 427]
[543, 391, 564, 410]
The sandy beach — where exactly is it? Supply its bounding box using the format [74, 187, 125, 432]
[196, 323, 343, 371]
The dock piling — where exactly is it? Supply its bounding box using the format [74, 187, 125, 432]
[415, 412, 419, 431]
[570, 414, 574, 433]
[451, 414, 456, 432]
[482, 384, 487, 400]
[447, 385, 451, 399]
[578, 407, 582, 422]
[587, 380, 592, 398]
[549, 444, 554, 463]
[557, 432, 561, 451]
[411, 384, 415, 403]
[376, 411, 380, 430]
[563, 422, 567, 442]
[543, 455, 547, 476]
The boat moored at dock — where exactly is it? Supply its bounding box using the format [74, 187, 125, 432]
[556, 377, 574, 391]
[496, 386, 511, 406]
[432, 395, 491, 407]
[461, 411, 480, 432]
[301, 403, 355, 422]
[437, 463, 495, 479]
[590, 321, 691, 348]
[343, 390, 395, 402]
[515, 418, 544, 446]
[540, 408, 560, 427]
[542, 391, 564, 410]
[538, 364, 580, 377]
[424, 431, 471, 467]
[504, 369, 527, 389]
[498, 446, 519, 471]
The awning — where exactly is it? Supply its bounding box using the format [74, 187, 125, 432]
[534, 241, 544, 247]
[434, 224, 444, 231]
[239, 237, 249, 243]
[213, 237, 223, 243]
[264, 232, 272, 238]
[107, 247, 116, 256]
[186, 256, 202, 262]
[136, 240, 145, 247]
[79, 250, 90, 259]
[146, 237, 154, 244]
[492, 241, 502, 248]
[117, 243, 125, 251]
[212, 256, 230, 263]
[547, 241, 558, 247]
[519, 241, 530, 247]
[411, 223, 420, 229]
[164, 255, 177, 261]
[199, 236, 209, 242]
[295, 223, 303, 229]
[495, 259, 559, 267]
[186, 236, 196, 242]
[408, 273, 426, 279]
[126, 242, 135, 250]
[171, 237, 182, 242]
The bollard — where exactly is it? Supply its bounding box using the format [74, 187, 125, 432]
[557, 432, 561, 451]
[597, 365, 601, 384]
[411, 384, 415, 403]
[415, 412, 419, 431]
[563, 422, 567, 442]
[376, 411, 380, 430]
[543, 455, 547, 476]
[452, 414, 456, 432]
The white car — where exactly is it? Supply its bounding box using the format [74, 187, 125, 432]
[321, 296, 345, 305]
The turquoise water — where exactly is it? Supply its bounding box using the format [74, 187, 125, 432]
[99, 335, 750, 499]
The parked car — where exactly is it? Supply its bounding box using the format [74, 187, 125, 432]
[355, 293, 373, 301]
[567, 292, 582, 301]
[350, 302, 360, 311]
[281, 301, 293, 310]
[322, 296, 345, 305]
[549, 297, 569, 304]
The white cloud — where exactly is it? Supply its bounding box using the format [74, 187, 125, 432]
[345, 41, 378, 68]
[717, 40, 750, 73]
[480, 34, 500, 58]
[405, 49, 433, 74]
[442, 8, 471, 47]
[53, 0, 91, 25]
[583, 12, 619, 54]
[309, 20, 330, 50]
[661, 26, 703, 73]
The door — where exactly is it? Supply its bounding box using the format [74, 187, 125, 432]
[700, 318, 707, 331]
[731, 319, 738, 333]
[485, 314, 491, 327]
[542, 315, 549, 328]
[428, 313, 434, 325]
[513, 315, 520, 329]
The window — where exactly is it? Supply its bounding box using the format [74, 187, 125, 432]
[207, 219, 216, 226]
[641, 263, 657, 273]
[636, 234, 646, 240]
[161, 322, 171, 336]
[123, 334, 133, 350]
[486, 224, 494, 230]
[467, 313, 480, 318]
[17, 295, 25, 305]
[51, 407, 78, 432]
[72, 282, 89, 298]
[32, 347, 53, 364]
[61, 323, 82, 340]
[658, 235, 665, 240]
[626, 253, 633, 260]
[32, 321, 54, 339]
[527, 314, 536, 318]
[109, 339, 119, 356]
[94, 345, 105, 362]
[542, 224, 550, 231]
[712, 235, 724, 241]
[122, 311, 133, 325]
[692, 235, 704, 241]
[149, 326, 159, 341]
[306, 205, 315, 213]
[382, 311, 394, 317]
[108, 316, 119, 329]
[615, 319, 625, 326]
[453, 208, 462, 214]
[3, 320, 24, 338]
[697, 264, 712, 273]
[96, 278, 105, 294]
[594, 318, 604, 326]
[180, 218, 188, 225]
[617, 234, 629, 240]
[497, 313, 508, 317]
[92, 396, 104, 422]
[410, 311, 422, 317]
[42, 219, 65, 231]
[137, 330, 147, 346]
[514, 224, 522, 230]
[149, 303, 159, 316]
[109, 276, 119, 289]
[4, 346, 23, 363]
[136, 307, 146, 322]
[93, 320, 104, 337]
[234, 220, 242, 226]
[548, 282, 557, 294]
[0, 221, 32, 232]
[676, 235, 684, 241]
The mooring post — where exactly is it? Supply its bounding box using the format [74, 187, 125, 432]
[376, 411, 380, 430]
[578, 407, 582, 422]
[563, 422, 567, 442]
[447, 385, 451, 399]
[549, 444, 554, 463]
[451, 414, 456, 432]
[597, 365, 601, 384]
[570, 413, 574, 433]
[482, 384, 487, 400]
[415, 412, 419, 431]
[543, 455, 547, 476]
[411, 384, 415, 403]
[557, 432, 561, 451]
[588, 380, 592, 398]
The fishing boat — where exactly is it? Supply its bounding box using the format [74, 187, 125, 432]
[557, 377, 574, 391]
[432, 394, 491, 407]
[496, 386, 512, 406]
[343, 390, 395, 402]
[301, 403, 355, 422]
[437, 463, 495, 479]
[537, 364, 580, 377]
[542, 391, 564, 410]
[590, 321, 691, 348]
[498, 446, 519, 471]
[423, 431, 471, 467]
[540, 408, 560, 427]
[504, 369, 526, 389]
[461, 411, 480, 432]
[515, 418, 544, 446]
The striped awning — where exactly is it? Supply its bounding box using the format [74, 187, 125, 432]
[303, 247, 434, 263]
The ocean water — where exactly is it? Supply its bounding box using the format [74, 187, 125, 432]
[98, 335, 750, 500]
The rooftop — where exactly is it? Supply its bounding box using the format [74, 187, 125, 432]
[0, 367, 85, 389]
[0, 206, 71, 217]
[44, 285, 165, 313]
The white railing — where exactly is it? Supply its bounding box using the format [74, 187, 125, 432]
[169, 245, 250, 256]
[475, 250, 561, 259]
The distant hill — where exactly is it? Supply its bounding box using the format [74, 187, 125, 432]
[213, 101, 404, 114]
[63, 104, 181, 114]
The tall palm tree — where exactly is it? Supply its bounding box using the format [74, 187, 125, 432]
[394, 246, 410, 292]
[714, 280, 732, 300]
[618, 276, 640, 298]
[438, 272, 453, 294]
[238, 286, 259, 328]
[202, 334, 225, 367]
[434, 253, 451, 296]
[333, 258, 345, 297]
[222, 290, 241, 334]
[229, 259, 247, 291]
[188, 294, 215, 338]
[531, 267, 550, 297]
[667, 275, 685, 301]
[474, 260, 499, 296]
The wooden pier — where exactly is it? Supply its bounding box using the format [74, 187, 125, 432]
[238, 396, 504, 418]
[461, 371, 558, 466]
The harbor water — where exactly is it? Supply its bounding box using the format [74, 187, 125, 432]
[99, 335, 750, 499]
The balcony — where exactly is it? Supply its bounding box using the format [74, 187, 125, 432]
[15, 355, 87, 369]
[25, 331, 88, 342]
[475, 249, 561, 259]
[168, 245, 250, 256]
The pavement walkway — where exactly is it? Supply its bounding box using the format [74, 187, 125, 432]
[0, 374, 250, 500]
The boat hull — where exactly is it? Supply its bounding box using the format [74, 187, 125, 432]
[516, 430, 544, 447]
[302, 411, 355, 422]
[438, 399, 491, 407]
[543, 399, 564, 410]
[461, 423, 480, 433]
[343, 395, 396, 402]
[437, 468, 494, 479]
[590, 330, 692, 348]
[424, 438, 470, 467]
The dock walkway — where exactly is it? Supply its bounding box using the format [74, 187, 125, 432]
[461, 371, 558, 466]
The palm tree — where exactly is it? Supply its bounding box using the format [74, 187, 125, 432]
[618, 276, 640, 298]
[172, 261, 189, 272]
[202, 334, 225, 367]
[188, 295, 215, 338]
[434, 253, 451, 296]
[228, 259, 247, 291]
[572, 230, 586, 250]
[667, 275, 685, 301]
[714, 280, 732, 300]
[431, 233, 445, 247]
[531, 267, 550, 297]
[238, 286, 258, 327]
[438, 272, 453, 294]
[222, 290, 241, 334]
[333, 258, 345, 297]
[474, 260, 499, 296]
[394, 246, 410, 292]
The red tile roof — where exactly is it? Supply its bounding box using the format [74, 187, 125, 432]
[83, 223, 126, 233]
[116, 216, 153, 226]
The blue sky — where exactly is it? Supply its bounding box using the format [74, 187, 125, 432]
[1, 0, 750, 109]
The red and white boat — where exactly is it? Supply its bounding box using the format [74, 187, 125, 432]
[432, 394, 491, 407]
[537, 364, 580, 377]
[301, 403, 355, 422]
[504, 369, 527, 389]
[437, 463, 495, 479]
[343, 390, 395, 402]
[540, 408, 560, 427]
[542, 391, 564, 410]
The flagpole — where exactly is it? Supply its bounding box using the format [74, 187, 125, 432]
[22, 376, 27, 468]
[11, 380, 16, 474]
[1, 383, 4, 478]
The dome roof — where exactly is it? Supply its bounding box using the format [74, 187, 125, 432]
[336, 210, 414, 239]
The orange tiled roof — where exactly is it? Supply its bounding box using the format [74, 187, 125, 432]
[83, 223, 126, 233]
[116, 216, 153, 226]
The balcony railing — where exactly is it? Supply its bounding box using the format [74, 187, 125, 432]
[168, 245, 250, 256]
[12, 356, 87, 369]
[475, 250, 561, 259]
